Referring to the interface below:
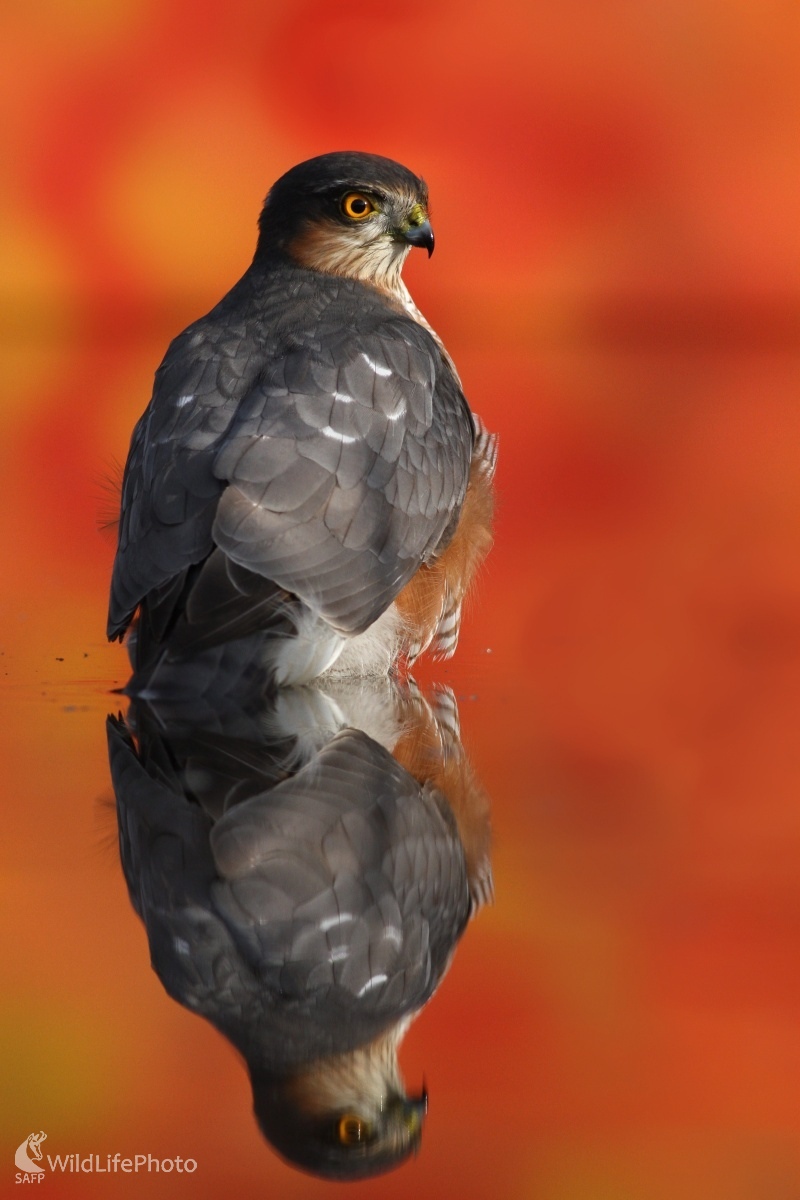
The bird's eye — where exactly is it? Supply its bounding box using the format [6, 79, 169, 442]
[338, 1114, 367, 1145]
[341, 193, 375, 220]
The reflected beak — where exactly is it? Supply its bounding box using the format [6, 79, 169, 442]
[402, 219, 435, 257]
[401, 1081, 428, 1140]
[411, 1079, 428, 1119]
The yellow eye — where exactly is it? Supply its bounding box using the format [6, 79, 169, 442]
[341, 193, 375, 220]
[338, 1114, 366, 1145]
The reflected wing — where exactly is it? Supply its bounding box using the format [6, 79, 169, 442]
[111, 712, 470, 1066]
[110, 714, 278, 1037]
[210, 730, 470, 1017]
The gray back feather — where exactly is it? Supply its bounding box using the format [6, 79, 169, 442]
[108, 267, 473, 641]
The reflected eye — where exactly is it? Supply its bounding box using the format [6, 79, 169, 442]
[338, 1114, 367, 1144]
[341, 193, 376, 220]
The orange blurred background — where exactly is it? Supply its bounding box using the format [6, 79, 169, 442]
[2, 1, 800, 1197]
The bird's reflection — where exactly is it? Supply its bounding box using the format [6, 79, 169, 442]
[108, 674, 491, 1180]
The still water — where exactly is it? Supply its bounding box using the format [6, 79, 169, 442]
[3, 341, 800, 1198]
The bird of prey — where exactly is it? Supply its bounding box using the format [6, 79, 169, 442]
[109, 676, 491, 1179]
[107, 151, 496, 686]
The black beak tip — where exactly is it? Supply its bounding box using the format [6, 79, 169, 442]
[403, 221, 435, 257]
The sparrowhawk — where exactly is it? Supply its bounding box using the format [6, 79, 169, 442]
[107, 152, 496, 686]
[109, 675, 492, 1178]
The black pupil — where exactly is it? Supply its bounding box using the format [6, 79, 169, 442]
[350, 197, 368, 214]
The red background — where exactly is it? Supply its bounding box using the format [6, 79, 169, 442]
[2, 1, 800, 1196]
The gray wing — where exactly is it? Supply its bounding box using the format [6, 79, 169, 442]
[210, 730, 470, 1025]
[108, 715, 247, 1007]
[110, 714, 469, 1068]
[109, 313, 472, 643]
[211, 320, 473, 635]
[107, 318, 262, 639]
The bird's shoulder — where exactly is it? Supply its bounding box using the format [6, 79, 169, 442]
[205, 267, 472, 459]
[146, 265, 452, 421]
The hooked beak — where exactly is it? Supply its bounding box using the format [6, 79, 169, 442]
[402, 219, 435, 257]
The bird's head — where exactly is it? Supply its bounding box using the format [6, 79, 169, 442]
[249, 1028, 428, 1180]
[255, 151, 433, 293]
